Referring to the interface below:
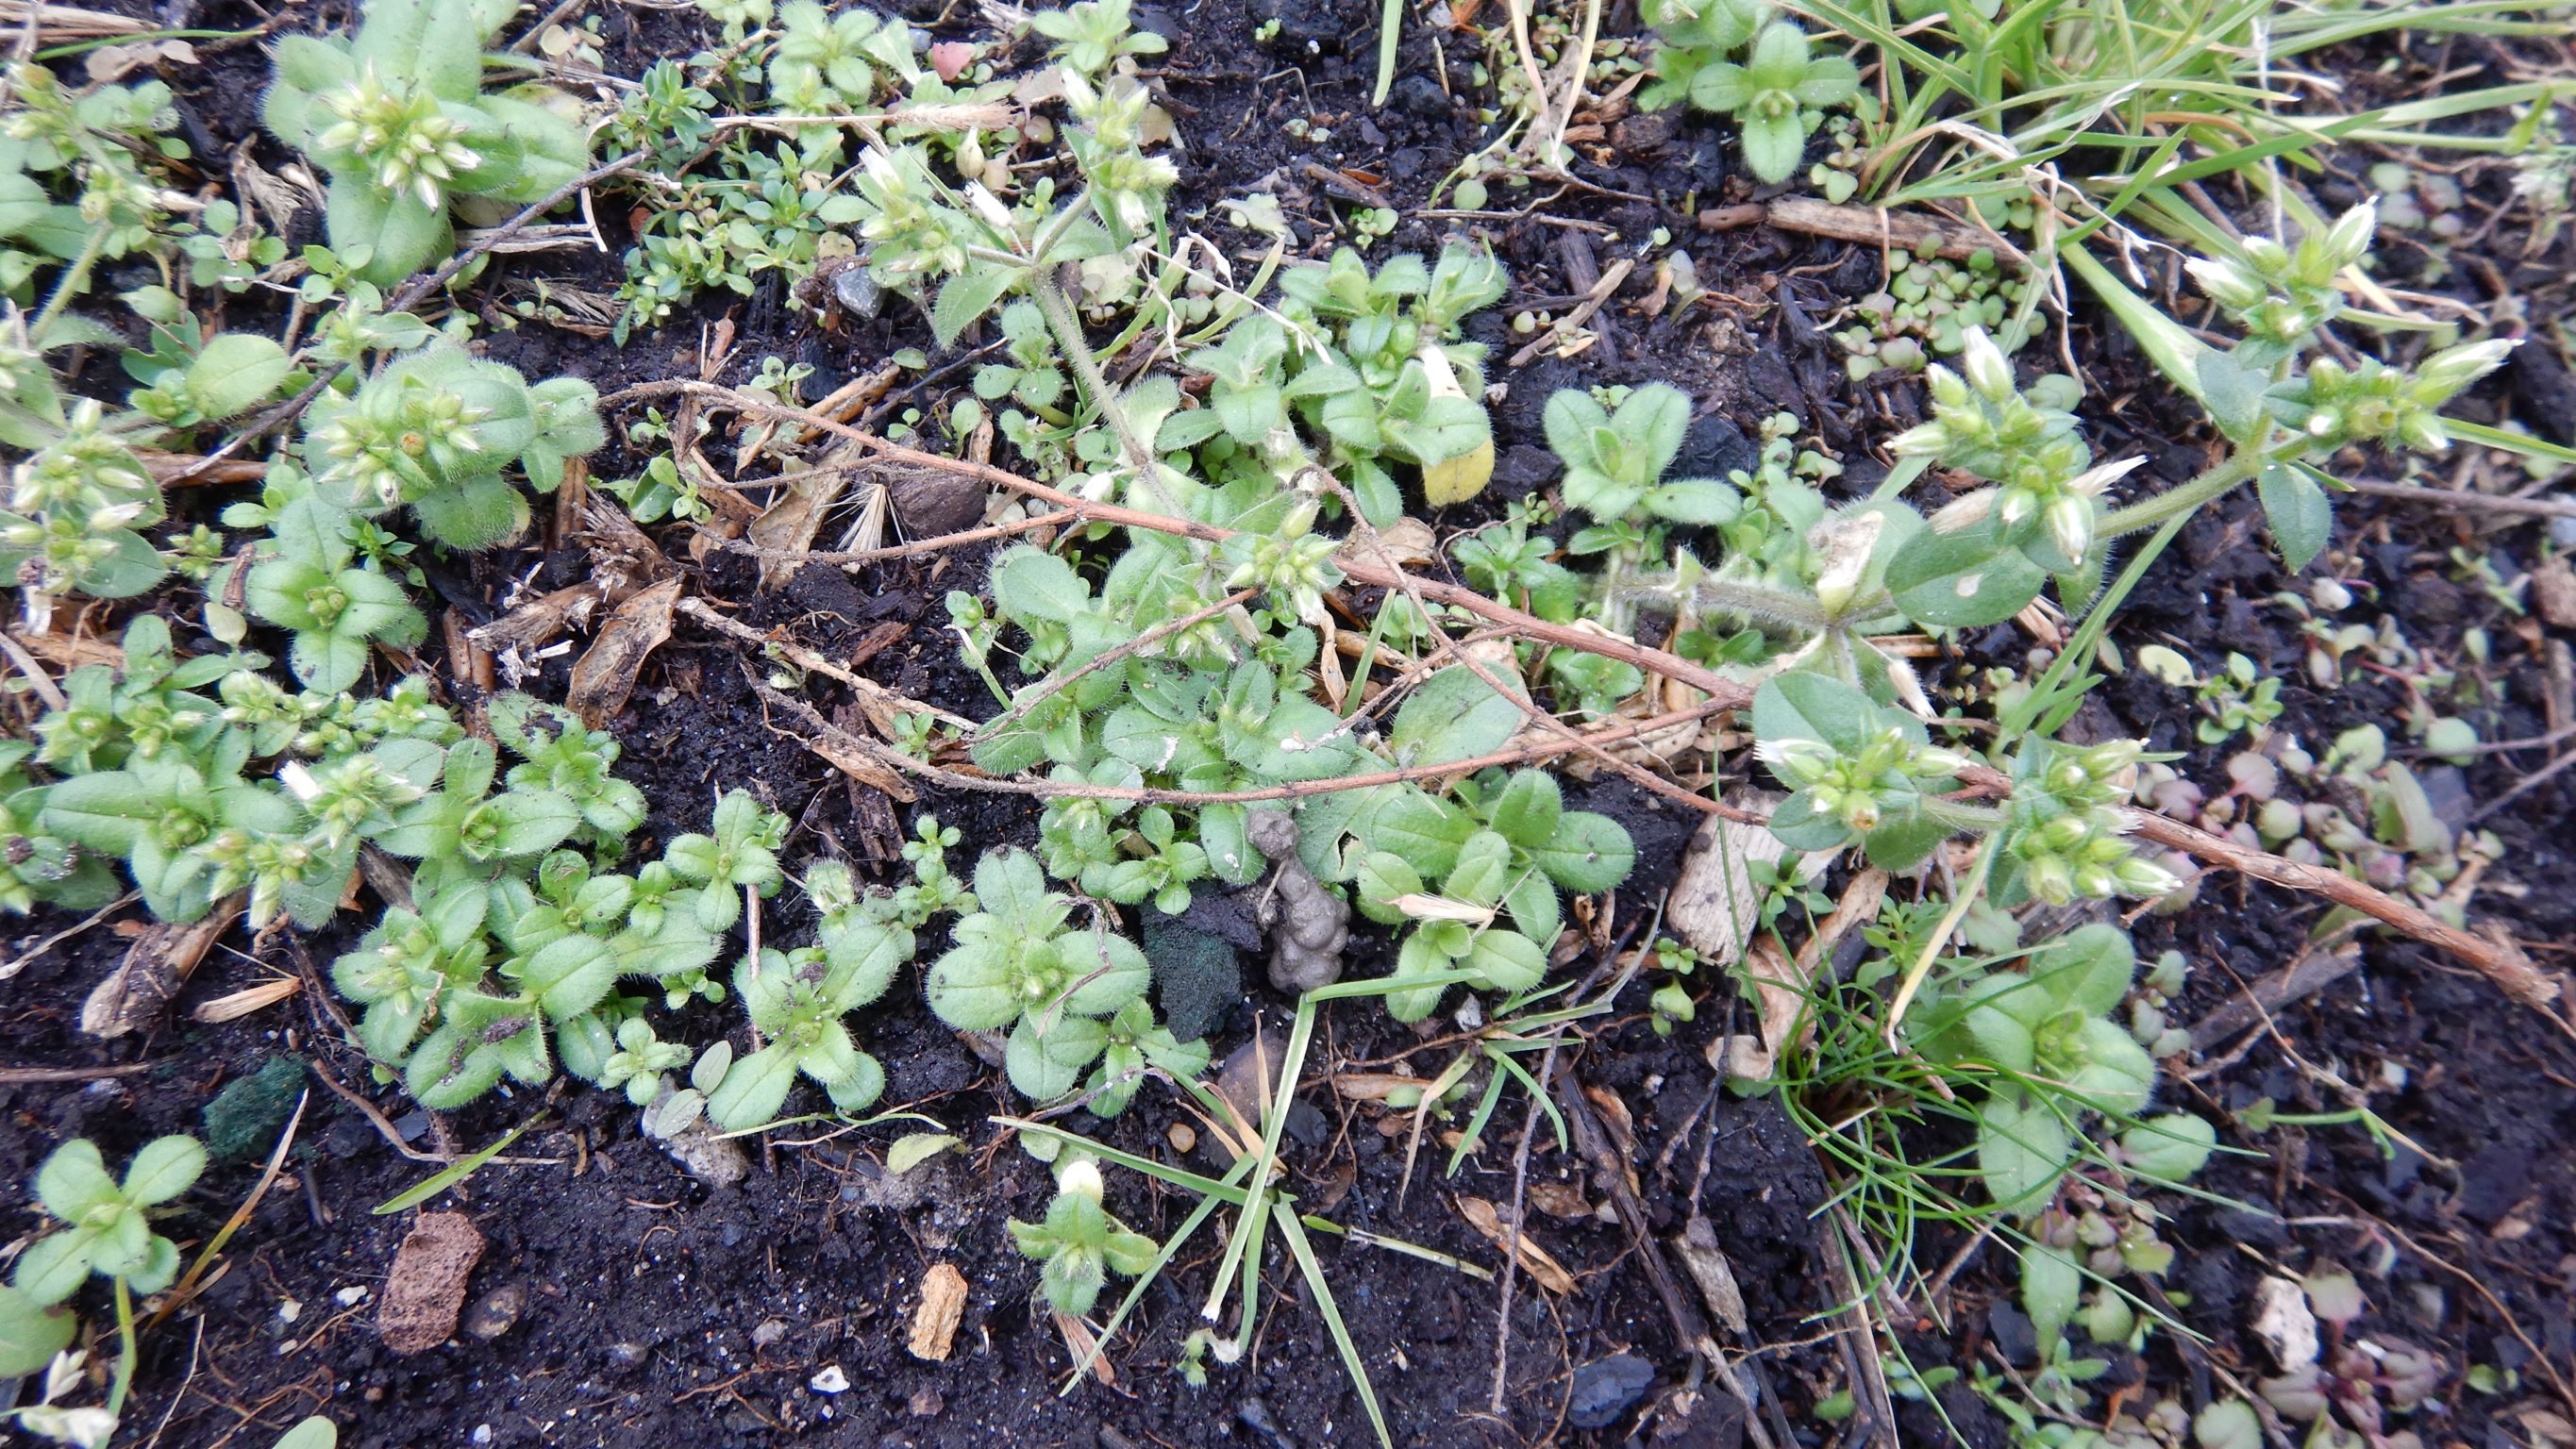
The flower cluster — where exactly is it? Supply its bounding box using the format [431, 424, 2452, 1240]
[1899, 329, 2138, 570]
[1062, 73, 1179, 238]
[311, 373, 492, 509]
[2288, 341, 2515, 454]
[312, 65, 481, 211]
[1760, 726, 1975, 835]
[1219, 500, 1342, 625]
[2184, 203, 2375, 348]
[2008, 740, 2183, 906]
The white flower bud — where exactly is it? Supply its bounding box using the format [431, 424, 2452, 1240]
[1754, 736, 1837, 787]
[2063, 455, 2147, 499]
[2183, 257, 2266, 311]
[1959, 327, 2014, 402]
[1060, 1158, 1106, 1202]
[1927, 489, 1995, 534]
[2320, 200, 2378, 270]
[2416, 338, 2514, 397]
[2045, 495, 2095, 563]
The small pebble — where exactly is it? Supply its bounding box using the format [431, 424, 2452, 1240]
[464, 1283, 527, 1341]
[471, 1425, 492, 1446]
[811, 1365, 851, 1394]
[750, 1318, 789, 1350]
[909, 1386, 944, 1417]
[1166, 1123, 1196, 1154]
[1568, 1353, 1657, 1430]
[334, 1286, 369, 1307]
[1236, 1398, 1297, 1449]
[606, 1341, 649, 1367]
[277, 1299, 302, 1324]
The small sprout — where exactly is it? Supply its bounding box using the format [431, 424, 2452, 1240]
[1008, 1158, 1160, 1318]
[13, 1136, 207, 1305]
[1681, 22, 1861, 184]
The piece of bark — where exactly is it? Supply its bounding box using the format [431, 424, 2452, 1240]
[80, 894, 242, 1039]
[1673, 1215, 1749, 1338]
[1745, 197, 2029, 265]
[378, 1212, 486, 1355]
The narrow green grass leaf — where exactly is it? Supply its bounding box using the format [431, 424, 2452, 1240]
[1278, 1212, 1395, 1449]
[2446, 420, 2576, 468]
[375, 1113, 541, 1215]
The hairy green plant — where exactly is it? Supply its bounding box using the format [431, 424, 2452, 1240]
[298, 342, 605, 550]
[1909, 924, 2211, 1208]
[5, 1134, 207, 1441]
[925, 846, 1192, 1101]
[1032, 0, 1168, 75]
[705, 910, 912, 1128]
[264, 0, 592, 285]
[1638, 0, 1772, 108]
[1682, 21, 1862, 183]
[11, 1136, 203, 1306]
[1348, 768, 1633, 1020]
[1545, 383, 1740, 534]
[1010, 1157, 1160, 1316]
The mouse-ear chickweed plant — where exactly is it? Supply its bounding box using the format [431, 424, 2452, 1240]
[1885, 207, 2510, 630]
[264, 0, 591, 285]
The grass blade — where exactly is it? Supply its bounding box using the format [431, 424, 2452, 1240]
[1277, 1210, 1394, 1449]
[375, 1111, 544, 1215]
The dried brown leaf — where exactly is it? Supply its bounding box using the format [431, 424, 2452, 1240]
[191, 975, 301, 1024]
[1526, 1180, 1594, 1220]
[747, 468, 852, 591]
[565, 577, 682, 726]
[1455, 1195, 1577, 1294]
[803, 726, 917, 804]
[1667, 806, 1790, 967]
[1331, 1073, 1439, 1103]
[83, 37, 193, 81]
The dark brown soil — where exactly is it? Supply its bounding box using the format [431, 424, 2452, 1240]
[6, 3, 2575, 1448]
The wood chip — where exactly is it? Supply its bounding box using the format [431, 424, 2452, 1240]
[910, 1262, 967, 1361]
[1455, 1195, 1576, 1294]
[1752, 196, 2029, 265]
[378, 1212, 485, 1355]
[565, 577, 682, 726]
[1672, 1216, 1748, 1337]
[2533, 555, 2576, 630]
[81, 895, 241, 1039]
